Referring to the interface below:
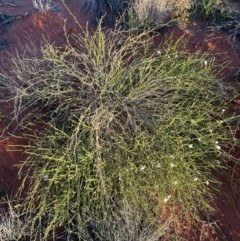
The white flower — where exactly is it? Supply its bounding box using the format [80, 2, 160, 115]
[164, 195, 171, 204]
[204, 60, 208, 66]
[189, 144, 193, 148]
[157, 50, 161, 55]
[170, 163, 175, 168]
[191, 119, 196, 124]
[208, 129, 213, 133]
[222, 109, 225, 113]
[198, 138, 201, 142]
[43, 175, 49, 180]
[157, 163, 161, 168]
[168, 55, 171, 59]
[194, 177, 198, 181]
[215, 141, 219, 144]
[215, 145, 221, 150]
[140, 165, 146, 171]
[205, 181, 209, 185]
[173, 181, 178, 185]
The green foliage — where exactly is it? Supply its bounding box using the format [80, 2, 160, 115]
[1, 22, 239, 240]
[196, 0, 230, 23]
[0, 108, 3, 121]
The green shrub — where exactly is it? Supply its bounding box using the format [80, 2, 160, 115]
[195, 0, 230, 22]
[1, 23, 239, 240]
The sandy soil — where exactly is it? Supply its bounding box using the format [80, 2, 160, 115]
[0, 0, 240, 240]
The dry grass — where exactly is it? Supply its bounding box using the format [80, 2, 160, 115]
[32, 0, 59, 12]
[131, 0, 174, 24]
[75, 204, 167, 241]
[127, 0, 194, 28]
[0, 205, 24, 241]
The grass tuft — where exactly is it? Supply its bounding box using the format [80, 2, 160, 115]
[80, 0, 124, 23]
[0, 203, 25, 241]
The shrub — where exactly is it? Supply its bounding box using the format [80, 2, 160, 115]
[1, 23, 239, 240]
[194, 0, 230, 22]
[174, 0, 193, 17]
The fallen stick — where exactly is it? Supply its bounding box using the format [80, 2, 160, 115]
[0, 8, 38, 27]
[0, 0, 19, 7]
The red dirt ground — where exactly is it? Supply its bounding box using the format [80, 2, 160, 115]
[0, 0, 240, 240]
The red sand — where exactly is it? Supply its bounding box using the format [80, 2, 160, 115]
[0, 0, 240, 240]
